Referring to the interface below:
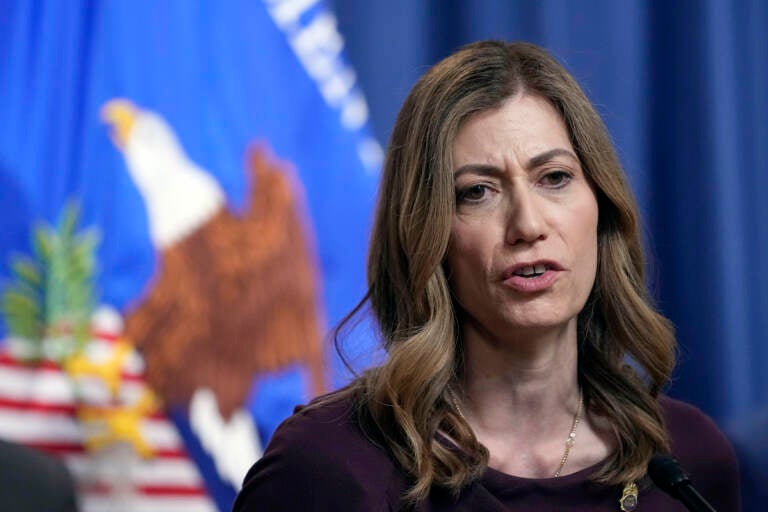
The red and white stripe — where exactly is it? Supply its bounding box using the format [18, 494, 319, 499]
[0, 327, 217, 512]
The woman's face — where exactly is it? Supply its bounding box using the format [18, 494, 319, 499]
[446, 93, 598, 340]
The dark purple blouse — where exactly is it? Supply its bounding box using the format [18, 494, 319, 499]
[233, 395, 740, 511]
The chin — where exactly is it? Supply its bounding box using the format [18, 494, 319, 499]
[499, 307, 579, 333]
[506, 317, 571, 332]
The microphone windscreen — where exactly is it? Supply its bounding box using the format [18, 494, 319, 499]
[648, 455, 690, 492]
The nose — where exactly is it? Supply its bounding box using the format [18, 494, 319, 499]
[505, 187, 547, 245]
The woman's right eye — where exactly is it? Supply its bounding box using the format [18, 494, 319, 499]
[456, 184, 488, 203]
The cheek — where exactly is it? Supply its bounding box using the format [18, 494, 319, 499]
[445, 237, 475, 284]
[573, 202, 599, 285]
[446, 225, 489, 296]
[447, 222, 474, 270]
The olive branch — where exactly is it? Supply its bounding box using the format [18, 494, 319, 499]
[1, 202, 100, 361]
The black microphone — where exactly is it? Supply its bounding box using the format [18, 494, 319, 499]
[648, 455, 717, 512]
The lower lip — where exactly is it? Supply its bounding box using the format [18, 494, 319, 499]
[503, 270, 561, 293]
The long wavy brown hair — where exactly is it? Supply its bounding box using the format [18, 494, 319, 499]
[328, 40, 676, 503]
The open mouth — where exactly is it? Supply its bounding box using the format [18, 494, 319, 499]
[513, 264, 548, 278]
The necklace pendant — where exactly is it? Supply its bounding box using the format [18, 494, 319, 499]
[619, 481, 638, 511]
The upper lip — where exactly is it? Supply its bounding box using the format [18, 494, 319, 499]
[501, 259, 565, 280]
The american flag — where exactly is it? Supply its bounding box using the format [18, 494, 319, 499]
[0, 307, 217, 512]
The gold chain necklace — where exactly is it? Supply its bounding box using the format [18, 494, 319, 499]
[448, 388, 584, 477]
[554, 390, 583, 477]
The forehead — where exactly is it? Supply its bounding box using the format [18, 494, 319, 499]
[452, 94, 573, 168]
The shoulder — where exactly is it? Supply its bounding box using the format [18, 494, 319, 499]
[233, 393, 405, 512]
[659, 396, 735, 463]
[658, 396, 740, 510]
[0, 440, 77, 511]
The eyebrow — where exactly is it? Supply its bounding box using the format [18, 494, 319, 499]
[527, 148, 579, 169]
[453, 148, 579, 178]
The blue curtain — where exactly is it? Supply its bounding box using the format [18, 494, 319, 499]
[331, 0, 768, 505]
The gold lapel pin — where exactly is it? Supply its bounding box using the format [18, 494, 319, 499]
[620, 481, 639, 511]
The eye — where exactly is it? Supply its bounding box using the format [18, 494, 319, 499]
[456, 184, 489, 203]
[540, 170, 573, 189]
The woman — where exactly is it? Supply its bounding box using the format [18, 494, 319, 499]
[233, 41, 739, 511]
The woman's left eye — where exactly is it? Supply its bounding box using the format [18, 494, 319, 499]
[540, 170, 572, 188]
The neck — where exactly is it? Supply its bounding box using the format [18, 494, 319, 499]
[453, 318, 615, 478]
[458, 318, 580, 434]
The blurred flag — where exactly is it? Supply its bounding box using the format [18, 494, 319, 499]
[0, 1, 381, 511]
